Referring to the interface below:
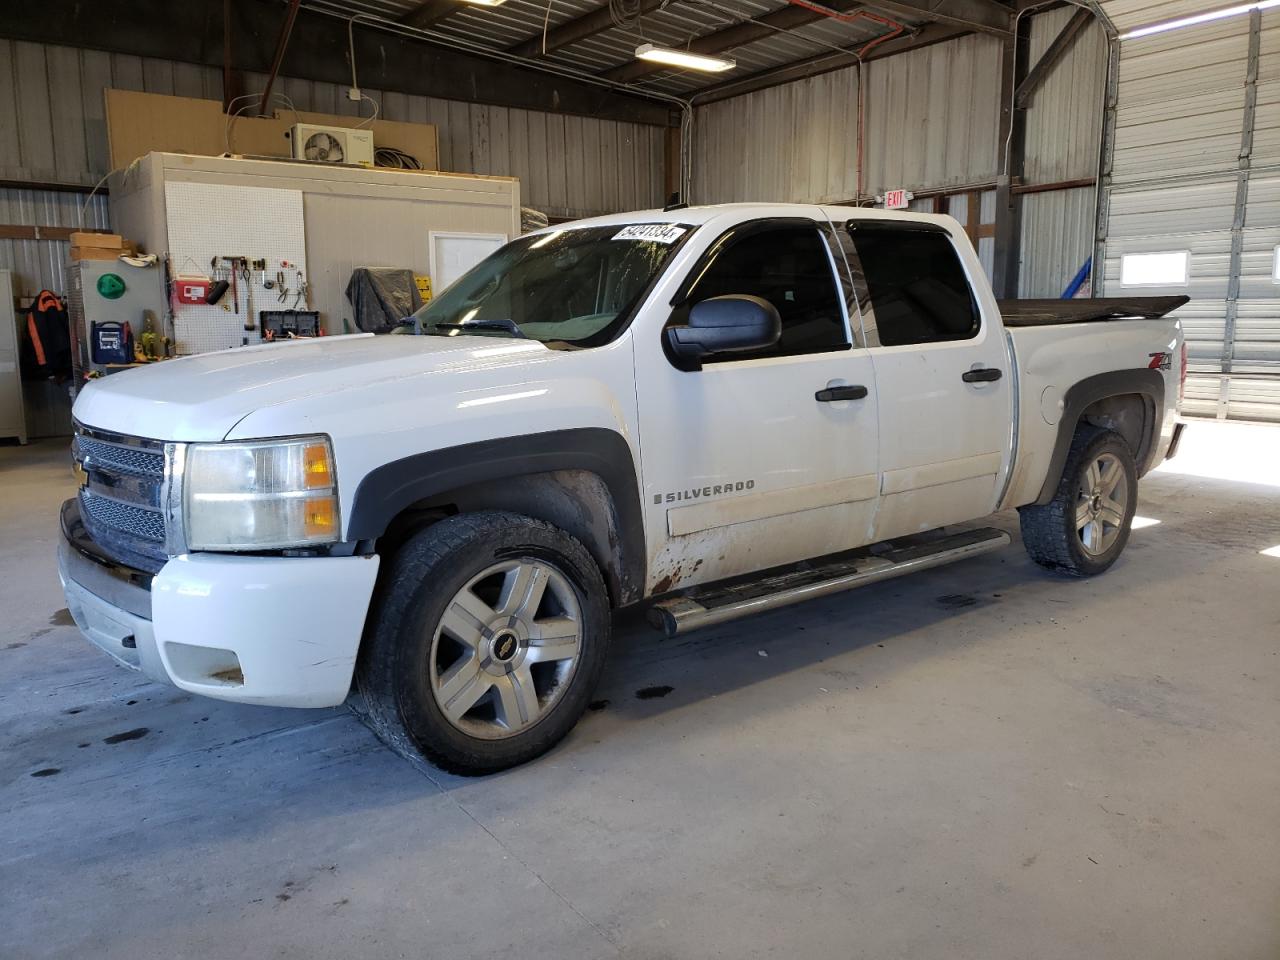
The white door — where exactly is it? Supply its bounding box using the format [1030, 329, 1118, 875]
[833, 219, 1012, 539]
[632, 216, 881, 594]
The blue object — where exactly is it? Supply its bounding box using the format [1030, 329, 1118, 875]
[91, 321, 133, 365]
[1062, 258, 1092, 299]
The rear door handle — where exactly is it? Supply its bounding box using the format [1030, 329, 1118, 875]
[815, 385, 868, 402]
[962, 367, 1003, 383]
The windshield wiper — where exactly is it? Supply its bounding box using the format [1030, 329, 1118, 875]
[430, 318, 528, 339]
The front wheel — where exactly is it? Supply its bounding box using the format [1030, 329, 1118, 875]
[356, 511, 611, 775]
[1018, 426, 1138, 577]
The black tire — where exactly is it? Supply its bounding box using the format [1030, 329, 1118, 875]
[355, 511, 611, 775]
[1018, 425, 1138, 577]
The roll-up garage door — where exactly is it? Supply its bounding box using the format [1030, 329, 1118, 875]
[1098, 7, 1280, 422]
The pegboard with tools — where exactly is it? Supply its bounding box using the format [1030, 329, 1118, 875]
[164, 181, 310, 354]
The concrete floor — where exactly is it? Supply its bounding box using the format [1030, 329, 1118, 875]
[2, 423, 1278, 960]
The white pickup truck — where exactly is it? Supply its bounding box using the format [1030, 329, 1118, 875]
[60, 203, 1187, 774]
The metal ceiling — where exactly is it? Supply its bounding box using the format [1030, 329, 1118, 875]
[305, 0, 1013, 98]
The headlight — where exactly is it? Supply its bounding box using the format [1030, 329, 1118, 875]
[184, 436, 340, 551]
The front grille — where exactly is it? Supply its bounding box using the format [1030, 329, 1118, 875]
[80, 489, 166, 543]
[74, 424, 170, 572]
[74, 435, 164, 478]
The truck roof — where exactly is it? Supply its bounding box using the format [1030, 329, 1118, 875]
[544, 202, 959, 233]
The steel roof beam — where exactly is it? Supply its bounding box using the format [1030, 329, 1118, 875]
[601, 0, 866, 84]
[861, 0, 1011, 36]
[1013, 6, 1092, 108]
[399, 0, 467, 29]
[688, 20, 971, 102]
[507, 0, 668, 58]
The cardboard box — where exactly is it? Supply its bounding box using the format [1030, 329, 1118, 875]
[69, 232, 126, 250]
[70, 245, 133, 262]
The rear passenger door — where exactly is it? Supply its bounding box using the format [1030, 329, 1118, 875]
[834, 219, 1013, 541]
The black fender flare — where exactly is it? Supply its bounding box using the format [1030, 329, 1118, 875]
[345, 428, 646, 603]
[1034, 368, 1165, 505]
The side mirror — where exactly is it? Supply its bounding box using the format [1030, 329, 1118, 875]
[665, 295, 781, 370]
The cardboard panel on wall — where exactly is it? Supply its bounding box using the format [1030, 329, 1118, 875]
[105, 90, 439, 173]
[105, 90, 224, 170]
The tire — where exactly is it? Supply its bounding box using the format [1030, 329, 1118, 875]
[1018, 425, 1138, 577]
[356, 511, 611, 775]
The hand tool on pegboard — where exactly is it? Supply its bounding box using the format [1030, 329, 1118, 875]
[240, 257, 255, 332]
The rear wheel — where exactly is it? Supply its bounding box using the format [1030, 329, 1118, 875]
[356, 511, 611, 775]
[1018, 426, 1138, 577]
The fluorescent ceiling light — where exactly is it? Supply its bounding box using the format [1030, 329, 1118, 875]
[1121, 0, 1280, 40]
[458, 0, 507, 6]
[635, 43, 736, 73]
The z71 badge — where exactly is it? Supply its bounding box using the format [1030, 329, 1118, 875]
[1148, 351, 1172, 371]
[655, 480, 755, 505]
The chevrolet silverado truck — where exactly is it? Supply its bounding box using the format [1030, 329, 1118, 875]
[59, 203, 1187, 774]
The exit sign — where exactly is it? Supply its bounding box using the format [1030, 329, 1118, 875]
[883, 189, 911, 210]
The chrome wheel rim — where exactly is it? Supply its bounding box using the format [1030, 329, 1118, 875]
[1076, 452, 1128, 556]
[429, 558, 582, 740]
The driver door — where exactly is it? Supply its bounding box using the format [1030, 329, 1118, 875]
[632, 216, 881, 594]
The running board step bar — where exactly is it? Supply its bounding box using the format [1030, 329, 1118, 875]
[647, 527, 1010, 637]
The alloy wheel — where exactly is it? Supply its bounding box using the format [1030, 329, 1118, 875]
[428, 558, 582, 740]
[1075, 452, 1128, 556]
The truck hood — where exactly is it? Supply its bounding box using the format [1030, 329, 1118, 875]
[72, 333, 550, 441]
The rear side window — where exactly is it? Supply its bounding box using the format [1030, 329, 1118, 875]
[844, 225, 979, 347]
[673, 222, 849, 361]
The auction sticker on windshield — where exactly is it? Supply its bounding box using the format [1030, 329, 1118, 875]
[612, 224, 687, 244]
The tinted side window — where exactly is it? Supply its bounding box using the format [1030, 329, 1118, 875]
[845, 227, 979, 347]
[676, 224, 849, 361]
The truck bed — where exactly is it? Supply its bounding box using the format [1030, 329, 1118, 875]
[998, 296, 1189, 327]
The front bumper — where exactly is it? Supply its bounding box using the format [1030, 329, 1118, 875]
[58, 499, 380, 708]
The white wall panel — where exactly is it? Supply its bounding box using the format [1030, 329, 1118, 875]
[1023, 7, 1108, 185]
[692, 32, 1013, 205]
[1110, 18, 1250, 184]
[862, 33, 1003, 196]
[692, 68, 859, 205]
[0, 189, 110, 299]
[1098, 0, 1225, 33]
[1018, 186, 1097, 297]
[1101, 9, 1280, 421]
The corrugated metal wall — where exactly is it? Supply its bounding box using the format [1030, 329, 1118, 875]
[0, 189, 110, 299]
[692, 69, 859, 204]
[1100, 9, 1280, 422]
[1018, 6, 1108, 297]
[0, 38, 666, 298]
[1096, 0, 1219, 34]
[692, 33, 1006, 205]
[691, 17, 1106, 299]
[861, 33, 1003, 196]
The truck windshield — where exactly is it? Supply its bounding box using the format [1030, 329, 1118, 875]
[410, 223, 692, 347]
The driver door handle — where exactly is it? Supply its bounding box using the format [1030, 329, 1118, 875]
[815, 385, 868, 402]
[962, 367, 1003, 383]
